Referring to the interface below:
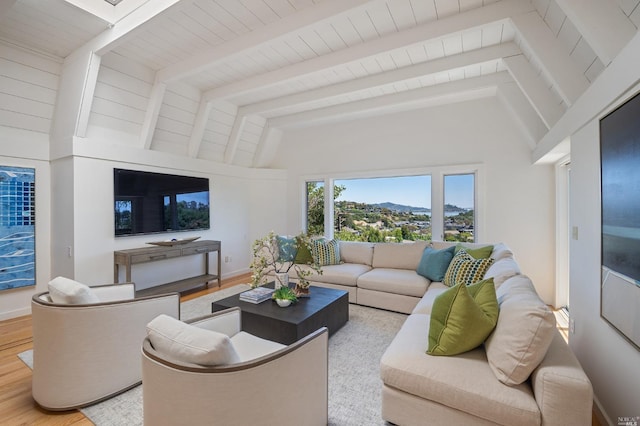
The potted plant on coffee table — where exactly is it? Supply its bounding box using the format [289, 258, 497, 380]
[249, 231, 322, 295]
[272, 286, 298, 307]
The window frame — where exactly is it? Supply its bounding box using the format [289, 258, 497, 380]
[300, 164, 483, 242]
[442, 172, 477, 243]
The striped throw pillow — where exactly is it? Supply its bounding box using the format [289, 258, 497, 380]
[444, 249, 494, 287]
[311, 239, 341, 266]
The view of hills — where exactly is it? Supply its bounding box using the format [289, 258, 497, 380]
[371, 202, 470, 213]
[333, 200, 473, 243]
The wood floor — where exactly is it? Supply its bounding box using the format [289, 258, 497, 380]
[0, 274, 249, 426]
[1, 274, 601, 426]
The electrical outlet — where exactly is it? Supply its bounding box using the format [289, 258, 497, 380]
[570, 319, 575, 334]
[224, 256, 230, 263]
[572, 226, 579, 240]
[67, 246, 73, 258]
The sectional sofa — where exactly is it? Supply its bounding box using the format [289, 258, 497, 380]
[288, 239, 593, 425]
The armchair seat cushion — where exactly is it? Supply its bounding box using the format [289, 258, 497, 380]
[147, 314, 240, 366]
[230, 331, 286, 362]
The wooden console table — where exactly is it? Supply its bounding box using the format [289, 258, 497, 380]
[114, 240, 221, 297]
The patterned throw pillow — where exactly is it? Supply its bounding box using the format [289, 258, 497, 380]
[443, 249, 494, 287]
[276, 236, 297, 262]
[311, 239, 341, 266]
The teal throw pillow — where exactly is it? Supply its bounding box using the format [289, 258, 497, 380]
[427, 278, 499, 356]
[276, 236, 297, 262]
[416, 246, 456, 282]
[311, 239, 340, 266]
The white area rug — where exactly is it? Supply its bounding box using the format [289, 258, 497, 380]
[19, 285, 408, 425]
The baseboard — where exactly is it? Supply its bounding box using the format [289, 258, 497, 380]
[0, 306, 31, 322]
[221, 268, 250, 280]
[593, 394, 612, 426]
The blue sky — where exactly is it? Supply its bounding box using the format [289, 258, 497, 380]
[334, 174, 474, 209]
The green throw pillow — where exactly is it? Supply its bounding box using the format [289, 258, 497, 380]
[427, 278, 499, 356]
[416, 246, 456, 282]
[454, 244, 494, 259]
[276, 236, 297, 262]
[444, 249, 494, 287]
[294, 236, 313, 264]
[311, 239, 340, 266]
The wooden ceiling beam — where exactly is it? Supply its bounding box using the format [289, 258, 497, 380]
[555, 0, 636, 66]
[503, 54, 565, 128]
[511, 11, 588, 106]
[497, 82, 547, 150]
[204, 0, 534, 102]
[157, 0, 379, 83]
[241, 43, 521, 117]
[268, 72, 511, 128]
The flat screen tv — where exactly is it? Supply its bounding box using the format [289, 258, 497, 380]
[114, 168, 210, 237]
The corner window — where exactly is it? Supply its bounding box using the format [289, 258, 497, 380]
[443, 173, 475, 242]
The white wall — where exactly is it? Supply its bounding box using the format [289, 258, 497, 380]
[569, 89, 640, 424]
[0, 42, 58, 320]
[0, 41, 288, 320]
[274, 97, 557, 304]
[68, 145, 286, 289]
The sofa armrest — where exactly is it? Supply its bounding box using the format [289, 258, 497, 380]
[530, 331, 593, 426]
[187, 307, 242, 337]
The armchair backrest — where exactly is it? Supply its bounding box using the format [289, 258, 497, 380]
[142, 320, 329, 425]
[31, 289, 180, 410]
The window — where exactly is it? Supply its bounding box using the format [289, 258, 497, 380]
[114, 200, 132, 233]
[306, 181, 325, 236]
[443, 173, 475, 242]
[303, 167, 480, 242]
[333, 176, 431, 242]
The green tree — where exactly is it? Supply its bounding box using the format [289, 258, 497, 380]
[363, 227, 384, 242]
[401, 224, 414, 241]
[307, 182, 345, 236]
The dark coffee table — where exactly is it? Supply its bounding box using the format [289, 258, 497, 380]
[212, 283, 349, 345]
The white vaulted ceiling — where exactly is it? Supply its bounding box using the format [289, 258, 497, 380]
[1, 0, 639, 167]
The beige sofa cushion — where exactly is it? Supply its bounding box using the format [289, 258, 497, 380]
[339, 241, 374, 265]
[307, 263, 371, 287]
[380, 314, 541, 426]
[147, 314, 241, 366]
[490, 242, 514, 261]
[411, 282, 449, 315]
[485, 275, 556, 385]
[48, 276, 100, 304]
[372, 241, 429, 270]
[357, 268, 429, 297]
[483, 256, 521, 287]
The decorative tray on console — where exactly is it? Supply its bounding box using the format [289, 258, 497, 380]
[147, 236, 200, 246]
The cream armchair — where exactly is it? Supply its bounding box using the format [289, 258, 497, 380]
[142, 307, 329, 426]
[31, 282, 180, 411]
